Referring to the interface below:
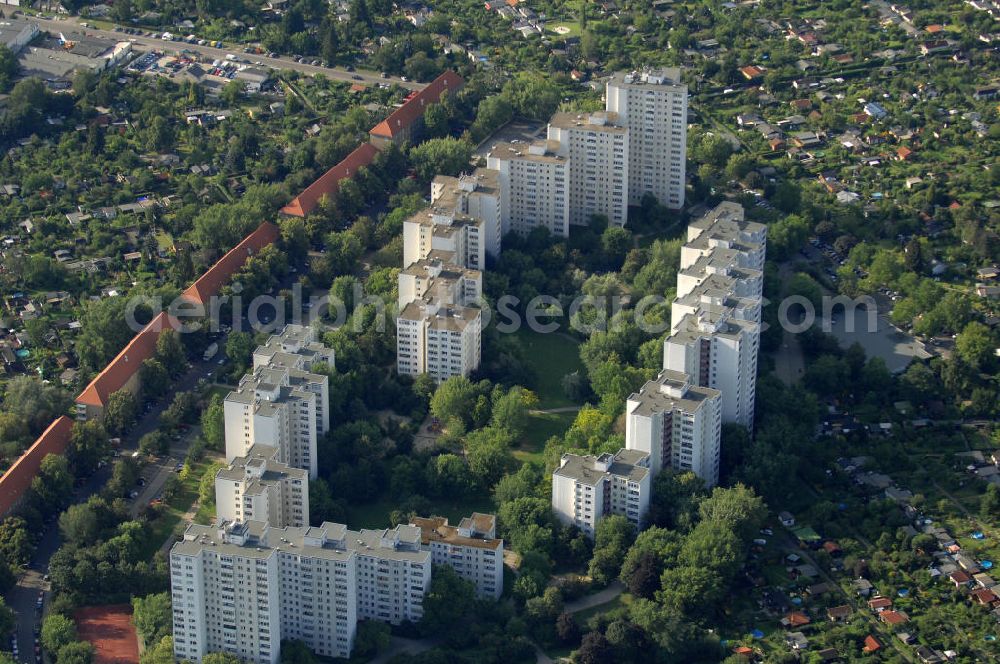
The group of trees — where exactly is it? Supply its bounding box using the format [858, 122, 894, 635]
[0, 376, 72, 465]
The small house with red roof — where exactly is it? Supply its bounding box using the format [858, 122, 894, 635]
[950, 570, 972, 587]
[880, 609, 909, 625]
[868, 596, 892, 611]
[782, 612, 811, 628]
[863, 635, 882, 652]
[972, 587, 998, 605]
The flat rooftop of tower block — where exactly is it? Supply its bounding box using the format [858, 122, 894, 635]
[610, 68, 685, 89]
[433, 168, 501, 196]
[549, 111, 627, 132]
[173, 520, 429, 563]
[628, 370, 720, 416]
[688, 202, 767, 237]
[401, 257, 480, 281]
[398, 300, 480, 331]
[680, 249, 763, 282]
[555, 449, 649, 485]
[487, 140, 567, 164]
[667, 310, 758, 345]
[410, 515, 502, 551]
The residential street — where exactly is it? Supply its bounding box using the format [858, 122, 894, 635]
[5, 336, 230, 664]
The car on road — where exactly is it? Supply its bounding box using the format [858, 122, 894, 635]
[130, 490, 139, 499]
[137, 477, 147, 487]
[400, 76, 409, 82]
[174, 463, 184, 472]
[352, 75, 363, 81]
[380, 72, 388, 78]
[217, 357, 225, 365]
[346, 65, 355, 71]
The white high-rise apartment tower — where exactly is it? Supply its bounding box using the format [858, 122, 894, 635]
[663, 203, 766, 430]
[214, 445, 310, 528]
[625, 370, 723, 486]
[486, 140, 570, 237]
[170, 520, 431, 664]
[224, 325, 334, 479]
[551, 449, 651, 537]
[547, 111, 630, 227]
[606, 68, 688, 209]
[681, 201, 767, 272]
[410, 512, 504, 599]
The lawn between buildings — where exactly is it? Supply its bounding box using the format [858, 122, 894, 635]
[143, 456, 219, 558]
[514, 327, 585, 410]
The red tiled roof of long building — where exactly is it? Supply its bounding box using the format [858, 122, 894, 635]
[181, 221, 280, 305]
[0, 416, 73, 516]
[75, 312, 181, 409]
[280, 143, 380, 217]
[369, 70, 464, 140]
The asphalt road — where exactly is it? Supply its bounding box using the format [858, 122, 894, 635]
[0, 4, 426, 92]
[4, 333, 232, 664]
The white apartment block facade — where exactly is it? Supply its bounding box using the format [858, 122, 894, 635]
[486, 140, 570, 238]
[397, 177, 487, 382]
[400, 168, 503, 270]
[547, 111, 630, 228]
[170, 521, 356, 664]
[625, 370, 723, 487]
[671, 275, 763, 333]
[397, 300, 481, 381]
[662, 202, 766, 431]
[402, 208, 488, 271]
[224, 327, 334, 479]
[397, 258, 482, 312]
[551, 449, 650, 537]
[606, 69, 688, 209]
[430, 170, 503, 258]
[676, 248, 763, 306]
[252, 324, 333, 433]
[170, 520, 431, 664]
[665, 308, 759, 430]
[681, 201, 767, 272]
[215, 445, 310, 528]
[410, 512, 504, 600]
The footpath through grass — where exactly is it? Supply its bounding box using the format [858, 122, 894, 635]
[144, 457, 218, 557]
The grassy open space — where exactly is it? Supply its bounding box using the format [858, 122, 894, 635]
[346, 493, 497, 530]
[514, 411, 575, 465]
[154, 229, 175, 252]
[143, 457, 217, 557]
[515, 328, 585, 409]
[547, 22, 582, 38]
